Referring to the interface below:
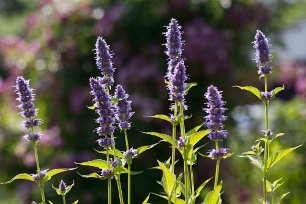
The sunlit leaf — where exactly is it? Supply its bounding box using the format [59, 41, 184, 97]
[276, 192, 289, 204]
[194, 178, 211, 200]
[272, 85, 285, 95]
[203, 184, 222, 204]
[186, 124, 204, 136]
[112, 97, 119, 103]
[87, 104, 96, 110]
[77, 172, 100, 179]
[233, 86, 261, 100]
[142, 132, 173, 145]
[95, 149, 124, 158]
[72, 200, 79, 204]
[142, 193, 150, 204]
[189, 129, 211, 146]
[152, 193, 185, 204]
[1, 173, 35, 184]
[267, 145, 302, 169]
[157, 160, 176, 197]
[48, 201, 54, 204]
[147, 114, 171, 123]
[137, 142, 160, 155]
[44, 168, 76, 182]
[75, 159, 108, 169]
[185, 82, 197, 94]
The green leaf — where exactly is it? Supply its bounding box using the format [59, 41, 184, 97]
[73, 200, 79, 204]
[142, 132, 173, 145]
[113, 167, 129, 174]
[77, 172, 100, 179]
[1, 173, 35, 184]
[44, 168, 76, 182]
[87, 104, 96, 110]
[203, 184, 222, 204]
[266, 180, 273, 192]
[131, 170, 143, 175]
[185, 82, 197, 94]
[142, 193, 150, 204]
[75, 159, 108, 169]
[152, 193, 185, 204]
[147, 114, 171, 123]
[186, 123, 204, 136]
[276, 192, 289, 204]
[272, 85, 285, 95]
[194, 178, 211, 200]
[272, 133, 285, 141]
[233, 86, 261, 100]
[95, 149, 124, 158]
[243, 155, 263, 171]
[157, 160, 176, 197]
[189, 129, 211, 146]
[48, 201, 54, 204]
[137, 142, 160, 155]
[267, 145, 302, 169]
[112, 97, 119, 103]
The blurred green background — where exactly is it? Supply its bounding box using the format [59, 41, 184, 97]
[0, 0, 305, 203]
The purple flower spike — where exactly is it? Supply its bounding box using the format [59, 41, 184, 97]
[169, 60, 187, 102]
[15, 77, 42, 129]
[208, 148, 229, 160]
[89, 77, 115, 136]
[254, 30, 272, 75]
[114, 85, 133, 130]
[97, 138, 115, 149]
[124, 148, 137, 160]
[100, 168, 113, 178]
[59, 180, 67, 193]
[204, 85, 227, 140]
[95, 37, 115, 87]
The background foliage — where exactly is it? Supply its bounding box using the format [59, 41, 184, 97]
[0, 0, 305, 203]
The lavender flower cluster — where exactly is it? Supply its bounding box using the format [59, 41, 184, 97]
[204, 85, 229, 159]
[254, 30, 272, 75]
[15, 76, 42, 142]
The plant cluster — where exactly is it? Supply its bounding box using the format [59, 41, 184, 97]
[1, 19, 301, 204]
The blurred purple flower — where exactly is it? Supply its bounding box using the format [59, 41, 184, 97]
[114, 85, 133, 130]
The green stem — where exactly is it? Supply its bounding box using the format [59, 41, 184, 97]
[214, 141, 220, 189]
[263, 76, 269, 203]
[116, 176, 124, 204]
[171, 102, 178, 173]
[108, 178, 112, 204]
[128, 163, 131, 204]
[62, 194, 66, 204]
[124, 130, 129, 150]
[33, 143, 46, 204]
[189, 165, 194, 197]
[178, 102, 190, 204]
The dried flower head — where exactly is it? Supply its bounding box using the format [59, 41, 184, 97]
[89, 77, 115, 136]
[114, 85, 133, 130]
[95, 37, 115, 87]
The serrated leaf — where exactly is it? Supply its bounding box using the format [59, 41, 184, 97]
[185, 82, 197, 94]
[186, 124, 204, 136]
[77, 172, 100, 179]
[142, 132, 173, 145]
[142, 193, 150, 204]
[234, 86, 261, 100]
[189, 129, 211, 146]
[1, 173, 35, 184]
[95, 149, 124, 158]
[137, 142, 160, 155]
[272, 85, 285, 95]
[194, 178, 211, 200]
[157, 160, 176, 197]
[152, 193, 185, 204]
[44, 168, 76, 182]
[203, 184, 222, 204]
[147, 114, 171, 123]
[244, 155, 263, 171]
[267, 145, 302, 169]
[75, 159, 108, 169]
